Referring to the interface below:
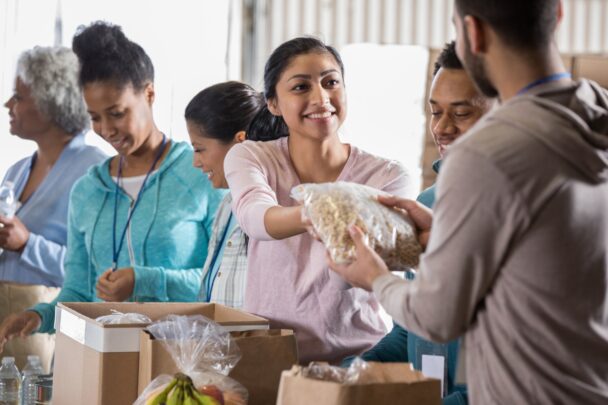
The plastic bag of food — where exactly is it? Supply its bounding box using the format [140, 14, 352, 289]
[302, 357, 370, 384]
[95, 309, 152, 325]
[297, 357, 394, 385]
[134, 315, 247, 405]
[291, 182, 422, 270]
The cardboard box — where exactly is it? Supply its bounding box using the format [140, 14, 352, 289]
[138, 329, 298, 405]
[276, 362, 441, 405]
[572, 54, 608, 88]
[53, 302, 269, 405]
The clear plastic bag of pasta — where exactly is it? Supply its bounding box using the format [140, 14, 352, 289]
[294, 357, 392, 385]
[303, 357, 370, 384]
[134, 314, 247, 405]
[291, 182, 422, 270]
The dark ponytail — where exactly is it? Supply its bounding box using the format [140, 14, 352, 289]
[246, 36, 345, 141]
[72, 21, 154, 91]
[185, 81, 267, 143]
[246, 105, 289, 141]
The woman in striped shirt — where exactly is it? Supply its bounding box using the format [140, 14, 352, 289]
[186, 81, 275, 308]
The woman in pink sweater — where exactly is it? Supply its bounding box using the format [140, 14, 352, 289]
[224, 37, 412, 363]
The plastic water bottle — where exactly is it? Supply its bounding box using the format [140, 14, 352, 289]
[20, 356, 44, 405]
[0, 356, 21, 405]
[0, 181, 17, 256]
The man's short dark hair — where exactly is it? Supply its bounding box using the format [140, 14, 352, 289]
[455, 0, 559, 50]
[433, 41, 462, 76]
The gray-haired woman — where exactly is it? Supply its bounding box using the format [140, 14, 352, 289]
[0, 46, 106, 371]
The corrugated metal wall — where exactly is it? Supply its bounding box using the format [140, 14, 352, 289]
[243, 0, 608, 86]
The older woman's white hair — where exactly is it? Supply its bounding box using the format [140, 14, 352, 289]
[16, 46, 89, 135]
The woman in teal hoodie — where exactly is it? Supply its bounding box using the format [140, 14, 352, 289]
[0, 22, 224, 342]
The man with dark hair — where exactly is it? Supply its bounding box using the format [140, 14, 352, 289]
[432, 41, 463, 75]
[343, 41, 492, 405]
[419, 41, 492, 206]
[330, 1, 608, 403]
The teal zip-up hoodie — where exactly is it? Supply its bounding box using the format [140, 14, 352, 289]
[344, 159, 468, 405]
[32, 141, 226, 333]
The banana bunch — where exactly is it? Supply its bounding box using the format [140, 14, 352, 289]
[146, 373, 221, 405]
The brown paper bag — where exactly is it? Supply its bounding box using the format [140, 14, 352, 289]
[276, 362, 441, 405]
[138, 329, 298, 405]
[229, 329, 298, 405]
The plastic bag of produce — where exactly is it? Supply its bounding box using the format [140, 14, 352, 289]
[134, 315, 247, 405]
[291, 182, 421, 270]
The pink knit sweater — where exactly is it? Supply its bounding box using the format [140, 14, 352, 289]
[224, 137, 412, 363]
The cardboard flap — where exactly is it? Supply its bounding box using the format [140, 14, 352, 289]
[55, 303, 269, 353]
[57, 302, 268, 328]
[229, 329, 293, 338]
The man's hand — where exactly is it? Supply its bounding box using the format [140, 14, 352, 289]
[377, 195, 433, 249]
[0, 311, 42, 353]
[96, 267, 135, 302]
[327, 225, 391, 291]
[0, 215, 30, 252]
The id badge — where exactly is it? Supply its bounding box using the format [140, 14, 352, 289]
[416, 339, 449, 397]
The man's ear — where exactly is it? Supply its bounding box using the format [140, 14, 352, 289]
[463, 15, 487, 55]
[233, 130, 246, 143]
[267, 98, 281, 116]
[144, 82, 155, 105]
[556, 0, 564, 28]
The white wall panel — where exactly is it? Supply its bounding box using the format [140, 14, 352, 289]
[333, 0, 349, 47]
[365, 0, 381, 43]
[341, 43, 429, 195]
[382, 0, 397, 44]
[398, 0, 413, 43]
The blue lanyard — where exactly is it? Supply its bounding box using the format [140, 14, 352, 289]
[517, 72, 572, 96]
[204, 211, 233, 301]
[111, 135, 168, 271]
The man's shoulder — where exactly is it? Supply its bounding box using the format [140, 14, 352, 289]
[454, 105, 540, 162]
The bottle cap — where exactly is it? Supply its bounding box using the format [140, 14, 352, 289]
[27, 355, 41, 362]
[1, 356, 15, 365]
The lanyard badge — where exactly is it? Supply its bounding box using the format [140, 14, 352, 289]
[111, 135, 168, 271]
[204, 212, 233, 301]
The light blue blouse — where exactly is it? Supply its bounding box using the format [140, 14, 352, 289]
[0, 134, 107, 286]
